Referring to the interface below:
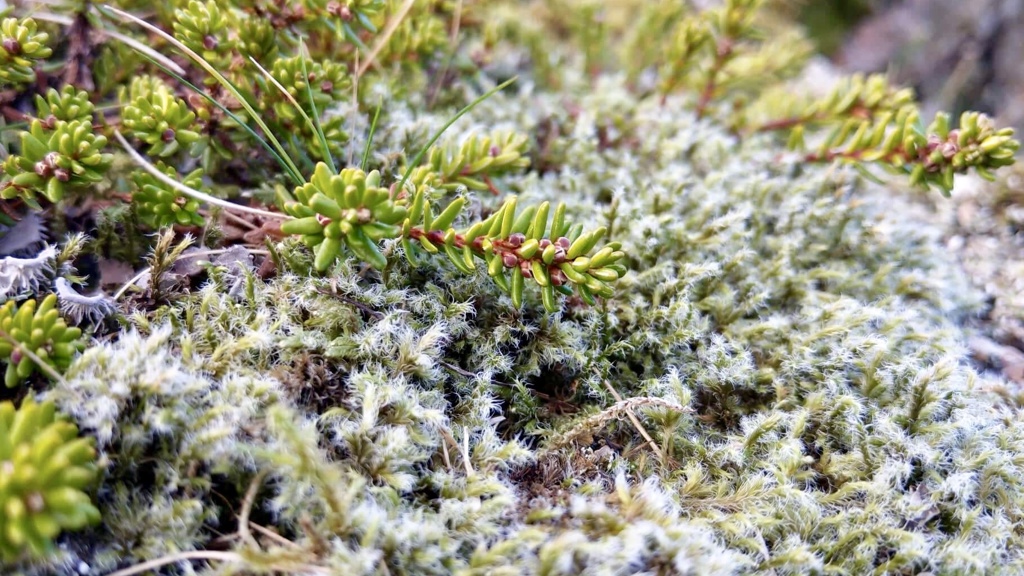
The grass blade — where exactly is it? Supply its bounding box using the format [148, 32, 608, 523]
[114, 130, 290, 221]
[361, 99, 383, 171]
[139, 54, 304, 186]
[298, 40, 336, 173]
[246, 54, 329, 170]
[398, 76, 518, 194]
[100, 4, 305, 185]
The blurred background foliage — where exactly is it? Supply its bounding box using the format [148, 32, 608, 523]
[796, 0, 1024, 134]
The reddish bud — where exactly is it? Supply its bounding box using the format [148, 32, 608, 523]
[550, 268, 567, 286]
[2, 38, 21, 56]
[26, 492, 45, 513]
[162, 128, 177, 142]
[502, 253, 518, 268]
[507, 233, 526, 247]
[203, 35, 219, 51]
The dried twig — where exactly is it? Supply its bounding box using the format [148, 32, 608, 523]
[104, 551, 243, 576]
[547, 395, 690, 452]
[248, 522, 303, 550]
[237, 470, 267, 549]
[357, 0, 416, 78]
[601, 380, 666, 462]
[439, 426, 474, 476]
[440, 431, 453, 471]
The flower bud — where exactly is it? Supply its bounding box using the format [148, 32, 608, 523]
[507, 233, 526, 247]
[520, 261, 533, 278]
[2, 38, 21, 56]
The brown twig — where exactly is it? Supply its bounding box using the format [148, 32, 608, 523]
[248, 522, 303, 550]
[104, 551, 244, 576]
[440, 360, 477, 379]
[548, 395, 689, 452]
[426, 0, 464, 108]
[601, 379, 666, 464]
[356, 0, 416, 78]
[221, 209, 260, 231]
[237, 470, 267, 549]
[748, 113, 819, 134]
[315, 287, 384, 319]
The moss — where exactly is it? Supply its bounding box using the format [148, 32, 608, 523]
[1, 0, 1023, 574]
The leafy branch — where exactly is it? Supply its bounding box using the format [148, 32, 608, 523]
[654, 2, 1018, 194]
[802, 109, 1019, 195]
[278, 163, 626, 312]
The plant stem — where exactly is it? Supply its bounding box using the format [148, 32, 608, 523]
[397, 76, 518, 194]
[695, 38, 733, 119]
[114, 131, 290, 221]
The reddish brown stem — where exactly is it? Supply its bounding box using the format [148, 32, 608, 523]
[406, 226, 572, 286]
[1, 105, 30, 123]
[482, 175, 502, 196]
[751, 114, 819, 134]
[748, 104, 876, 135]
[695, 39, 733, 119]
[802, 138, 934, 169]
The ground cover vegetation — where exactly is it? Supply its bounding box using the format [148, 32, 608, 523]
[0, 0, 1022, 574]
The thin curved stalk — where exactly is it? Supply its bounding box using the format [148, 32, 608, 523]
[30, 11, 187, 76]
[397, 76, 518, 193]
[100, 4, 305, 184]
[114, 131, 290, 221]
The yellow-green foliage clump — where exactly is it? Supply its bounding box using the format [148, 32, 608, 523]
[0, 399, 100, 562]
[0, 295, 83, 388]
[0, 17, 51, 89]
